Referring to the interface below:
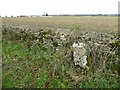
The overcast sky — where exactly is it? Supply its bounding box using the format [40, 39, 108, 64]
[0, 0, 119, 16]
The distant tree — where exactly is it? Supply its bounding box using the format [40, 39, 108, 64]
[42, 12, 48, 16]
[46, 13, 48, 16]
[20, 15, 26, 17]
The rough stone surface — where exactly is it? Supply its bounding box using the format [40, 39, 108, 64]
[72, 42, 87, 68]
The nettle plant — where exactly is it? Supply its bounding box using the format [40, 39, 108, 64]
[71, 24, 81, 31]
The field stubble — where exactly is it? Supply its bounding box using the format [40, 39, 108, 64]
[2, 16, 118, 33]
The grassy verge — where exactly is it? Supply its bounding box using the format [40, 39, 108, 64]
[2, 37, 119, 88]
[2, 27, 119, 88]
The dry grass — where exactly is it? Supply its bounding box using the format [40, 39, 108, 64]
[2, 16, 118, 33]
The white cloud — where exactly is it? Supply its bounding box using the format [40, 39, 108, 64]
[0, 0, 119, 16]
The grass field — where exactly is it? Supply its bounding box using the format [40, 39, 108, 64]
[3, 37, 118, 88]
[2, 16, 118, 33]
[2, 16, 119, 88]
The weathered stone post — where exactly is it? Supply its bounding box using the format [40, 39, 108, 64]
[72, 42, 87, 68]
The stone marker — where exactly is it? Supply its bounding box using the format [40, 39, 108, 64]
[72, 42, 87, 68]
